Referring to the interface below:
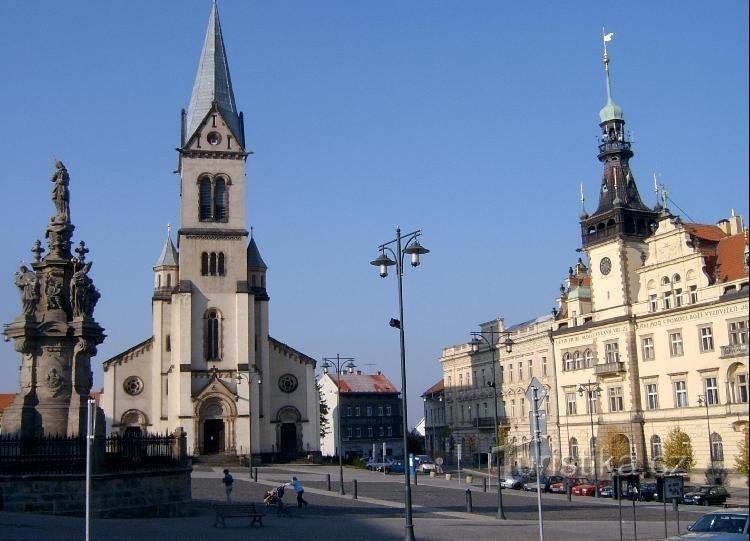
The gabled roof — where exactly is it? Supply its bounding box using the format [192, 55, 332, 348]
[684, 223, 727, 243]
[333, 373, 399, 394]
[716, 233, 749, 282]
[184, 2, 242, 145]
[0, 393, 15, 415]
[421, 379, 444, 397]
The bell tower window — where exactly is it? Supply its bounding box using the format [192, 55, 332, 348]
[201, 252, 226, 276]
[198, 175, 230, 223]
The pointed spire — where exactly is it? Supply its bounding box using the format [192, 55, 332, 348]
[599, 28, 624, 123]
[247, 228, 267, 270]
[155, 224, 179, 267]
[185, 1, 242, 144]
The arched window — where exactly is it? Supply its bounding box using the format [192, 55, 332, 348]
[199, 177, 212, 221]
[710, 433, 724, 461]
[650, 434, 662, 461]
[672, 274, 681, 283]
[214, 178, 228, 221]
[563, 353, 573, 371]
[157, 275, 161, 288]
[574, 351, 584, 369]
[205, 309, 222, 362]
[218, 253, 225, 276]
[201, 252, 209, 275]
[166, 273, 172, 287]
[661, 276, 671, 286]
[209, 252, 217, 275]
[569, 437, 579, 459]
[584, 349, 594, 368]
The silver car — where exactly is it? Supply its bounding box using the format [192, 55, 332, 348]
[667, 509, 748, 540]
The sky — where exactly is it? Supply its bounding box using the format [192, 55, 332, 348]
[1, 1, 748, 428]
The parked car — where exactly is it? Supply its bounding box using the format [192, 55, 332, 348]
[636, 482, 658, 502]
[384, 460, 406, 474]
[571, 479, 601, 496]
[682, 485, 730, 506]
[599, 484, 614, 498]
[667, 509, 748, 540]
[550, 477, 589, 494]
[524, 475, 564, 492]
[413, 455, 436, 472]
[366, 458, 394, 471]
[500, 475, 527, 490]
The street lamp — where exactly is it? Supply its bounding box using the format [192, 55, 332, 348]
[577, 380, 602, 497]
[470, 330, 513, 520]
[322, 355, 356, 496]
[370, 227, 429, 541]
[697, 394, 716, 482]
[236, 365, 262, 480]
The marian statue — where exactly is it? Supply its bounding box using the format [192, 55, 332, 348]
[14, 265, 40, 316]
[70, 260, 100, 318]
[51, 160, 70, 224]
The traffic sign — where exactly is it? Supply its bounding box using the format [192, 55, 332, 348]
[529, 409, 548, 436]
[663, 476, 684, 499]
[526, 377, 547, 404]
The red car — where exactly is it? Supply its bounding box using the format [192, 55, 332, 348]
[572, 479, 609, 496]
[550, 477, 589, 494]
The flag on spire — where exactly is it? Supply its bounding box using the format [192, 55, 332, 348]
[603, 32, 614, 42]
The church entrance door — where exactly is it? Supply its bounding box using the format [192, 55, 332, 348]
[204, 419, 224, 454]
[280, 423, 297, 455]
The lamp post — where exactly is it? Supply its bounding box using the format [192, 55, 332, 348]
[322, 355, 356, 496]
[237, 365, 262, 480]
[577, 380, 602, 498]
[697, 394, 716, 482]
[370, 227, 429, 541]
[470, 330, 514, 520]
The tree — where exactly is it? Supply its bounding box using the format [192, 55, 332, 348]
[599, 426, 631, 467]
[663, 427, 695, 471]
[317, 381, 329, 438]
[735, 428, 749, 476]
[407, 428, 425, 455]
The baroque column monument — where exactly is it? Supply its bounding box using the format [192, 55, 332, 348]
[3, 161, 106, 437]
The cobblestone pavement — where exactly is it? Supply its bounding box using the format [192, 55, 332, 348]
[0, 464, 735, 541]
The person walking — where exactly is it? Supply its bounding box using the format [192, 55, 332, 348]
[287, 476, 308, 508]
[222, 468, 234, 502]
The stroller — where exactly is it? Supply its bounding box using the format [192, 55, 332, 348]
[263, 485, 289, 515]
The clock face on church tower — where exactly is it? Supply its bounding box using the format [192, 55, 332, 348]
[600, 257, 612, 275]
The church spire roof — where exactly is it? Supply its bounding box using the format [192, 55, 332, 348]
[155, 225, 179, 268]
[599, 30, 624, 123]
[246, 228, 267, 270]
[184, 1, 242, 144]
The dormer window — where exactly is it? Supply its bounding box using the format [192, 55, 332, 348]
[198, 174, 230, 222]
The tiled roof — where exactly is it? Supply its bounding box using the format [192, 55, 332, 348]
[716, 233, 749, 282]
[0, 393, 15, 414]
[154, 234, 178, 267]
[421, 379, 444, 397]
[684, 223, 727, 243]
[335, 373, 399, 394]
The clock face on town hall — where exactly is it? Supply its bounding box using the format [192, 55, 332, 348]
[599, 256, 612, 275]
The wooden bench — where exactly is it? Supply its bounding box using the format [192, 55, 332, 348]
[214, 503, 266, 528]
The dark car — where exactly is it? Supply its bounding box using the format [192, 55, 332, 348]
[524, 475, 564, 492]
[384, 460, 406, 474]
[682, 485, 730, 506]
[637, 482, 658, 501]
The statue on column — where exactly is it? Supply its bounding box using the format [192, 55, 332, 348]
[51, 161, 70, 224]
[14, 265, 40, 316]
[70, 260, 99, 318]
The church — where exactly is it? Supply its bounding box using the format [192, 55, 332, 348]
[101, 3, 320, 460]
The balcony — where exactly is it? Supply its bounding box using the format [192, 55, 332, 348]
[472, 416, 509, 428]
[720, 343, 748, 358]
[594, 361, 625, 376]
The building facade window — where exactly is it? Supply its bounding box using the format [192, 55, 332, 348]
[736, 373, 749, 404]
[650, 434, 662, 461]
[204, 309, 222, 362]
[728, 320, 749, 346]
[699, 326, 714, 352]
[689, 285, 698, 304]
[201, 251, 226, 276]
[520, 398, 525, 417]
[674, 380, 688, 407]
[345, 427, 352, 440]
[608, 386, 624, 412]
[710, 433, 724, 461]
[704, 377, 719, 405]
[604, 341, 619, 363]
[569, 437, 579, 459]
[586, 392, 597, 414]
[347, 406, 352, 417]
[641, 336, 655, 361]
[387, 426, 393, 436]
[566, 392, 577, 415]
[510, 399, 516, 418]
[518, 362, 523, 381]
[574, 351, 584, 369]
[509, 364, 514, 382]
[645, 383, 659, 410]
[669, 331, 684, 356]
[385, 405, 392, 416]
[649, 294, 658, 312]
[379, 426, 384, 437]
[563, 354, 573, 371]
[528, 360, 533, 378]
[585, 349, 594, 368]
[378, 406, 383, 416]
[366, 406, 373, 416]
[368, 427, 373, 438]
[355, 406, 361, 417]
[356, 427, 362, 438]
[542, 356, 548, 376]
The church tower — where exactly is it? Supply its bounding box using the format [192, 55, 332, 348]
[103, 2, 319, 459]
[580, 35, 658, 318]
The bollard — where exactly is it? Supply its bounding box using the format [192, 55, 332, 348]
[482, 477, 487, 493]
[414, 470, 418, 486]
[353, 479, 358, 500]
[465, 489, 473, 513]
[326, 473, 331, 491]
[253, 467, 258, 482]
[567, 481, 572, 502]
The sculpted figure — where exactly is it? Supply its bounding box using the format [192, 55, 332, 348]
[45, 274, 63, 310]
[14, 265, 40, 316]
[71, 260, 99, 317]
[51, 161, 70, 223]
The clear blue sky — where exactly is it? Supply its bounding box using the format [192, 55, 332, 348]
[1, 1, 747, 427]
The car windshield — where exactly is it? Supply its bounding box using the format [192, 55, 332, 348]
[698, 486, 711, 494]
[689, 513, 748, 533]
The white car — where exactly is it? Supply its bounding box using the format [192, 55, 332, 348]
[413, 455, 436, 472]
[667, 509, 748, 540]
[365, 458, 394, 471]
